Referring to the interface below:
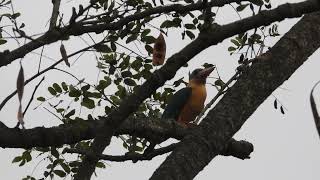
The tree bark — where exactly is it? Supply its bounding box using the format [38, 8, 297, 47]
[150, 11, 320, 180]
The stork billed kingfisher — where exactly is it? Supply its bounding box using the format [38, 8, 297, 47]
[144, 67, 214, 154]
[162, 66, 214, 127]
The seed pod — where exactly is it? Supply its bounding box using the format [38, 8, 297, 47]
[152, 33, 166, 66]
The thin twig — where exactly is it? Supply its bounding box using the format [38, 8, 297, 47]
[23, 76, 45, 116]
[0, 42, 102, 111]
[65, 143, 177, 162]
[194, 72, 239, 124]
[49, 0, 61, 30]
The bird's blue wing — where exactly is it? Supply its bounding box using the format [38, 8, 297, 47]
[162, 87, 192, 120]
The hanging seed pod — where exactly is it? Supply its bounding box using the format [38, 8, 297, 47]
[152, 33, 166, 66]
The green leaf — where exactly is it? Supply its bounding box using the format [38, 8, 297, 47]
[126, 34, 138, 43]
[23, 151, 32, 162]
[81, 84, 90, 92]
[110, 95, 121, 105]
[0, 39, 7, 45]
[61, 82, 68, 91]
[141, 29, 151, 37]
[96, 162, 106, 169]
[60, 162, 71, 174]
[231, 39, 240, 47]
[228, 46, 237, 52]
[65, 109, 75, 118]
[93, 44, 111, 53]
[185, 23, 196, 29]
[186, 30, 195, 39]
[69, 86, 81, 97]
[48, 87, 57, 96]
[160, 20, 171, 28]
[236, 4, 249, 11]
[12, 156, 22, 163]
[121, 71, 132, 78]
[51, 148, 59, 158]
[280, 106, 285, 114]
[53, 83, 62, 93]
[145, 45, 153, 54]
[11, 13, 21, 19]
[96, 79, 111, 90]
[53, 170, 66, 177]
[111, 42, 116, 51]
[143, 36, 156, 44]
[37, 96, 46, 102]
[124, 78, 137, 86]
[81, 98, 95, 109]
[56, 108, 64, 113]
[215, 79, 225, 86]
[19, 159, 26, 166]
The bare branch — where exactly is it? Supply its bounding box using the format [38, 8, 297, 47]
[49, 0, 61, 30]
[65, 138, 253, 162]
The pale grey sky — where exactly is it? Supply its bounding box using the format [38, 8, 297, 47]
[1, 0, 320, 179]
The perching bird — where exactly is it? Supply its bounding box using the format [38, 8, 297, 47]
[162, 66, 214, 127]
[144, 66, 214, 154]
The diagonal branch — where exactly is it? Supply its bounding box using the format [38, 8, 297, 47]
[74, 1, 320, 179]
[0, 0, 256, 68]
[150, 11, 320, 180]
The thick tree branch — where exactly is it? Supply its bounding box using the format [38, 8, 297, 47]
[65, 138, 253, 162]
[74, 1, 320, 179]
[0, 0, 259, 68]
[150, 11, 320, 180]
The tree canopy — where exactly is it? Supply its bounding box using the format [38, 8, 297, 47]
[0, 0, 320, 179]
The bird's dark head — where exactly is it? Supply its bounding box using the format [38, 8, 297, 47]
[189, 66, 215, 84]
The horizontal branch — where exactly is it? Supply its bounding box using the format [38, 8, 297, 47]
[65, 143, 177, 162]
[65, 138, 253, 162]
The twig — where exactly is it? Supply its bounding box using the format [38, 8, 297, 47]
[65, 143, 177, 162]
[49, 0, 61, 30]
[0, 42, 101, 111]
[194, 72, 239, 124]
[310, 80, 320, 139]
[37, 46, 45, 73]
[23, 76, 45, 116]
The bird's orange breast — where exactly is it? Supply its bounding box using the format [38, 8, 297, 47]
[177, 81, 207, 127]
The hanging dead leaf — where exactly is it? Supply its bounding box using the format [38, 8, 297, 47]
[16, 62, 25, 128]
[152, 33, 166, 66]
[60, 44, 70, 67]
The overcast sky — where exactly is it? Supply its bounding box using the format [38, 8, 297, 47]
[1, 0, 320, 179]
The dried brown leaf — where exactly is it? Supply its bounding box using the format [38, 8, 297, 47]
[152, 33, 166, 66]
